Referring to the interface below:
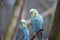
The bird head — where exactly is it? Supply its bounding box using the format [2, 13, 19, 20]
[30, 8, 39, 17]
[20, 19, 27, 28]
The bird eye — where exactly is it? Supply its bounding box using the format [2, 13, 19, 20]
[31, 12, 33, 14]
[20, 22, 22, 24]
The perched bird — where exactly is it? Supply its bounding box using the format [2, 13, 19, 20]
[16, 19, 29, 40]
[30, 9, 44, 40]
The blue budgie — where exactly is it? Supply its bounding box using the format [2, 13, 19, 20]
[30, 9, 44, 40]
[16, 19, 29, 40]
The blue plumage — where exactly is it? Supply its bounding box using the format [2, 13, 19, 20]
[30, 16, 43, 32]
[16, 20, 29, 40]
[30, 9, 44, 40]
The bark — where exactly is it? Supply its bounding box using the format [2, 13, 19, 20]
[49, 0, 60, 40]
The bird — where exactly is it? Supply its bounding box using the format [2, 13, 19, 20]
[29, 8, 44, 40]
[16, 19, 29, 40]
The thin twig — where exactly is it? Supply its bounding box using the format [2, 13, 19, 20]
[30, 29, 44, 40]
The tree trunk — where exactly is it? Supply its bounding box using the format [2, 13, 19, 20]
[49, 0, 60, 40]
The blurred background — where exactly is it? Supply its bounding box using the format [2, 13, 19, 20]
[0, 0, 57, 40]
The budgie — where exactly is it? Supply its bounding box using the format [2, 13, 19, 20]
[16, 19, 29, 40]
[29, 9, 44, 40]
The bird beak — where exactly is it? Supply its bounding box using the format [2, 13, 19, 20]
[22, 24, 27, 27]
[31, 13, 35, 17]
